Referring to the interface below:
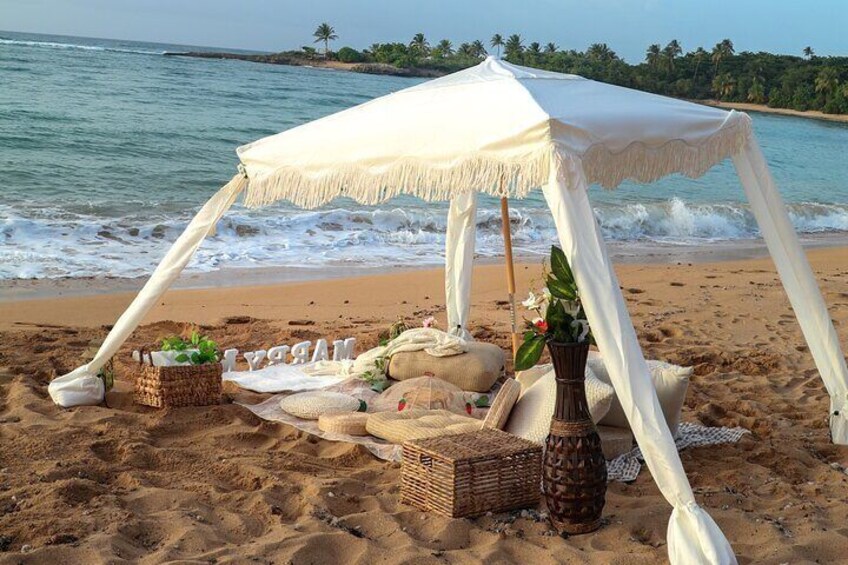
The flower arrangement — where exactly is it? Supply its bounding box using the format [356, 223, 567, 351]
[160, 330, 220, 365]
[514, 245, 592, 371]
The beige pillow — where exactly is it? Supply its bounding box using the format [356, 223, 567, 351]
[587, 353, 691, 438]
[366, 409, 481, 444]
[505, 365, 614, 445]
[279, 391, 361, 420]
[482, 378, 521, 430]
[387, 342, 504, 392]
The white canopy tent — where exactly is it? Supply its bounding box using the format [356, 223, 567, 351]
[48, 57, 848, 564]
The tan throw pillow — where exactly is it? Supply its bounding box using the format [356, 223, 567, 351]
[505, 365, 614, 445]
[279, 391, 361, 420]
[587, 354, 691, 438]
[366, 409, 482, 444]
[387, 342, 504, 392]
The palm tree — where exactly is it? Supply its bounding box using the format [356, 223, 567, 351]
[712, 73, 735, 99]
[645, 43, 661, 69]
[803, 46, 815, 59]
[458, 42, 473, 57]
[692, 47, 708, 81]
[587, 43, 616, 63]
[409, 33, 429, 58]
[544, 42, 558, 54]
[505, 34, 524, 61]
[747, 78, 766, 103]
[711, 39, 734, 78]
[815, 67, 840, 99]
[471, 40, 487, 58]
[312, 23, 338, 58]
[490, 34, 505, 58]
[435, 39, 454, 59]
[663, 39, 682, 72]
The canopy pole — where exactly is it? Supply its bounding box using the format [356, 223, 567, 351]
[500, 196, 520, 361]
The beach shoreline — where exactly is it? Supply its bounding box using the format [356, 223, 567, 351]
[705, 100, 848, 124]
[3, 235, 847, 303]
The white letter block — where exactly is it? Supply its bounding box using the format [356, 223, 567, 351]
[221, 348, 239, 372]
[266, 345, 290, 366]
[244, 350, 266, 371]
[332, 338, 356, 361]
[290, 341, 312, 365]
[311, 339, 329, 363]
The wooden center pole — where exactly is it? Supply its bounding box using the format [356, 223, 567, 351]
[500, 196, 520, 360]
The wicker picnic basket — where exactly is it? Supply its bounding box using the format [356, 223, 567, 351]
[134, 348, 222, 408]
[401, 428, 542, 518]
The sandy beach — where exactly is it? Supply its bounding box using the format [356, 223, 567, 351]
[1, 247, 847, 563]
[705, 100, 848, 124]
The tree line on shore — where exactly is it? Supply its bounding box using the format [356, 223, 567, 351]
[309, 23, 848, 115]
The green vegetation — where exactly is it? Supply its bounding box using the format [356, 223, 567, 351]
[298, 25, 848, 115]
[161, 331, 220, 365]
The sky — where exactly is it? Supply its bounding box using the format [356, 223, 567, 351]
[1, 0, 846, 62]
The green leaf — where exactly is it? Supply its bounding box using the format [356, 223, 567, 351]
[190, 351, 202, 365]
[358, 400, 368, 412]
[474, 395, 490, 408]
[547, 276, 577, 300]
[546, 298, 566, 329]
[175, 353, 189, 363]
[550, 246, 574, 286]
[514, 335, 545, 371]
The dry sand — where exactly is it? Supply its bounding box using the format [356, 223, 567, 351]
[1, 248, 848, 563]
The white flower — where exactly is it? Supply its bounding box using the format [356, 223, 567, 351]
[522, 291, 540, 310]
[571, 319, 590, 342]
[563, 300, 581, 318]
[542, 287, 552, 302]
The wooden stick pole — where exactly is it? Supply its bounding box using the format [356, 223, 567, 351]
[500, 196, 520, 360]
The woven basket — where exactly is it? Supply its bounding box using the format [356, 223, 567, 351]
[482, 378, 521, 430]
[134, 348, 222, 408]
[318, 412, 370, 436]
[401, 428, 542, 518]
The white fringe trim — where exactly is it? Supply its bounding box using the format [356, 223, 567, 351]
[241, 114, 752, 209]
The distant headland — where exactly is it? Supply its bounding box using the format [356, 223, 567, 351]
[170, 23, 848, 117]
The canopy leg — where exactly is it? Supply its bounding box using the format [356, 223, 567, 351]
[500, 197, 519, 360]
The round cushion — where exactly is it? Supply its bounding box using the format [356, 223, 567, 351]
[366, 409, 481, 444]
[279, 391, 361, 420]
[505, 365, 613, 445]
[318, 412, 371, 436]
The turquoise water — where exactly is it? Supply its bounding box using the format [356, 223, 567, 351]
[2, 31, 848, 279]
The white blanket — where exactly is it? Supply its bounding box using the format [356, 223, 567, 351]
[223, 363, 347, 393]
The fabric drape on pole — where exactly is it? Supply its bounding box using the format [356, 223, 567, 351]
[542, 156, 736, 565]
[445, 191, 478, 339]
[48, 174, 247, 407]
[732, 138, 848, 443]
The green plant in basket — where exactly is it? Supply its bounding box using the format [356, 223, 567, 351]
[161, 330, 220, 365]
[514, 245, 593, 371]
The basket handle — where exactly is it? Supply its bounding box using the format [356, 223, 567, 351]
[138, 346, 152, 367]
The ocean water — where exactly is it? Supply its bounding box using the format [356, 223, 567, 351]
[2, 31, 848, 280]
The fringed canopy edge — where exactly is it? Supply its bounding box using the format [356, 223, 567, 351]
[240, 113, 753, 210]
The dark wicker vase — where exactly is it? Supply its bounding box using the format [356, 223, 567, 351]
[542, 341, 607, 535]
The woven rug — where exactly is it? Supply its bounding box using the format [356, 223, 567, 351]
[606, 422, 750, 482]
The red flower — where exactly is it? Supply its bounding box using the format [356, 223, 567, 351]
[465, 402, 473, 415]
[398, 398, 407, 411]
[534, 319, 548, 332]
